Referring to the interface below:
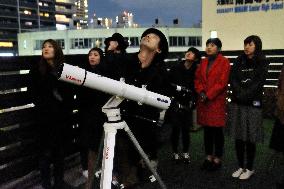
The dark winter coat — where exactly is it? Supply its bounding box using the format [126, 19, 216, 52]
[29, 62, 74, 148]
[230, 54, 269, 107]
[105, 52, 171, 122]
[104, 51, 129, 80]
[77, 61, 109, 114]
[168, 60, 197, 109]
[104, 52, 172, 161]
[76, 62, 109, 149]
[195, 54, 231, 127]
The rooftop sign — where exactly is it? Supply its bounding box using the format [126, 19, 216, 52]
[216, 0, 283, 14]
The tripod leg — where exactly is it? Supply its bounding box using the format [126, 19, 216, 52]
[99, 123, 117, 189]
[100, 121, 125, 189]
[123, 123, 167, 189]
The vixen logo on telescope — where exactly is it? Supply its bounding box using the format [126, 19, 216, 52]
[65, 75, 82, 84]
[157, 98, 168, 103]
[105, 147, 110, 159]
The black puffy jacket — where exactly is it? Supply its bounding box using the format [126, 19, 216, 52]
[230, 54, 269, 107]
[168, 61, 197, 108]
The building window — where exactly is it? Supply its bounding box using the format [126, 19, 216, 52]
[170, 36, 186, 46]
[71, 38, 92, 49]
[196, 37, 202, 47]
[57, 39, 65, 49]
[24, 10, 32, 15]
[0, 42, 13, 48]
[188, 36, 202, 47]
[35, 40, 42, 50]
[71, 38, 97, 49]
[55, 14, 70, 23]
[94, 38, 104, 48]
[129, 37, 139, 47]
[24, 22, 33, 26]
[169, 36, 202, 47]
[178, 37, 186, 46]
[35, 39, 65, 50]
[169, 37, 177, 46]
[188, 37, 195, 46]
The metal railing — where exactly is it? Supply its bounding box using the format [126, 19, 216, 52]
[0, 0, 17, 6]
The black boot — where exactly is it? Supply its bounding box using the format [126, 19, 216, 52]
[276, 177, 284, 189]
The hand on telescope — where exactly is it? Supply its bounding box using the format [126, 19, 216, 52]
[180, 86, 192, 94]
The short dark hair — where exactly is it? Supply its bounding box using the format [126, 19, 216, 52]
[244, 35, 262, 56]
[141, 28, 169, 61]
[187, 47, 201, 62]
[206, 38, 222, 50]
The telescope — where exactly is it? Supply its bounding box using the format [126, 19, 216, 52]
[58, 63, 171, 110]
[58, 63, 170, 189]
[171, 83, 192, 94]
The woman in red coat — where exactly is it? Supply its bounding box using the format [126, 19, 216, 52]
[195, 38, 231, 171]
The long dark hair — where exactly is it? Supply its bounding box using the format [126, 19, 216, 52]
[86, 47, 105, 71]
[39, 39, 64, 75]
[244, 35, 263, 57]
[88, 47, 104, 59]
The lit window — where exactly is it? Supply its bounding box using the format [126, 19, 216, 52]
[24, 10, 31, 15]
[55, 14, 70, 23]
[56, 24, 67, 30]
[25, 22, 32, 26]
[0, 42, 13, 47]
[0, 53, 13, 56]
[210, 31, 218, 38]
[95, 39, 101, 48]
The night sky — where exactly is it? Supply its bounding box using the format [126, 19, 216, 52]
[88, 0, 201, 27]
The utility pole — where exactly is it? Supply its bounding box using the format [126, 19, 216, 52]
[17, 0, 21, 33]
[37, 0, 41, 31]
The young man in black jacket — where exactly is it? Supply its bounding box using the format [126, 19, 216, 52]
[105, 28, 171, 188]
[168, 47, 200, 163]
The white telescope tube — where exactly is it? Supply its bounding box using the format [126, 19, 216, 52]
[58, 63, 171, 110]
